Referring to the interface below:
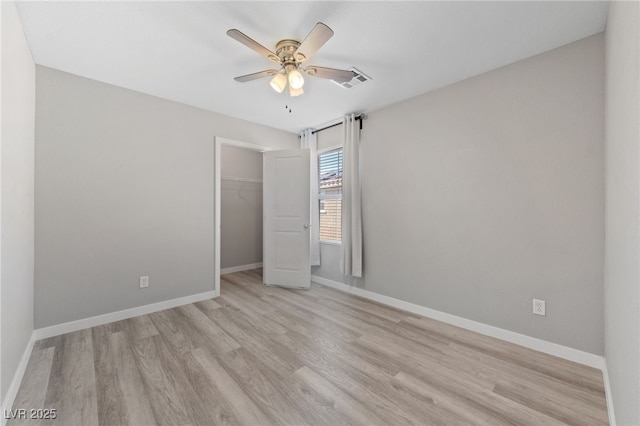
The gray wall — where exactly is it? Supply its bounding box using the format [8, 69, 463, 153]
[317, 124, 342, 151]
[35, 67, 297, 328]
[604, 2, 640, 424]
[1, 0, 36, 402]
[314, 34, 605, 355]
[221, 145, 263, 269]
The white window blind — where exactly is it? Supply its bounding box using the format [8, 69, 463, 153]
[318, 149, 343, 243]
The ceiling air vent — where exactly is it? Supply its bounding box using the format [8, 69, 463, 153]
[332, 67, 371, 89]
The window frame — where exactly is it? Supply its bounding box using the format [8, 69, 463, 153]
[317, 145, 343, 245]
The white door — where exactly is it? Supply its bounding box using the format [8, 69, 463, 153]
[263, 148, 311, 289]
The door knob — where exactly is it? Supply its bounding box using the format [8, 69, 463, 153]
[303, 224, 311, 229]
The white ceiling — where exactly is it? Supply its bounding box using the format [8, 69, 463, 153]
[16, 1, 608, 134]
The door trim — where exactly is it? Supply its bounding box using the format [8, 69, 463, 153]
[214, 137, 271, 296]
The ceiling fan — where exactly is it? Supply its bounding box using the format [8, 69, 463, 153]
[227, 22, 356, 97]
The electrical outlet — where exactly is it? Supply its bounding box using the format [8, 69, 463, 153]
[533, 299, 546, 316]
[139, 275, 149, 288]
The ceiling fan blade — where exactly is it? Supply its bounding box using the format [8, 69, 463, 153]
[227, 29, 280, 63]
[234, 69, 278, 82]
[304, 66, 355, 83]
[294, 22, 334, 62]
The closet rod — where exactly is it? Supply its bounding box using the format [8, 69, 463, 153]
[221, 176, 262, 183]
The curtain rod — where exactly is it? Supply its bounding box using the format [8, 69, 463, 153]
[310, 114, 364, 135]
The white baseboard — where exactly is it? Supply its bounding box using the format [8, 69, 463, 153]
[311, 275, 605, 370]
[601, 360, 617, 426]
[1, 333, 36, 426]
[34, 290, 218, 340]
[221, 262, 263, 275]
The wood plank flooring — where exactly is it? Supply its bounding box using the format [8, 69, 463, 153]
[9, 269, 608, 425]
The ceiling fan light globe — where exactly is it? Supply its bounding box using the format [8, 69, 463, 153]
[288, 69, 305, 89]
[270, 73, 287, 93]
[289, 86, 304, 97]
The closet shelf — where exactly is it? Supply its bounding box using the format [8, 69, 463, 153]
[221, 175, 263, 183]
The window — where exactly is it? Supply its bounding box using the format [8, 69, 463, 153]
[318, 148, 342, 243]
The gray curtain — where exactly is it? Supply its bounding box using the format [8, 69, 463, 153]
[340, 114, 363, 277]
[300, 129, 321, 266]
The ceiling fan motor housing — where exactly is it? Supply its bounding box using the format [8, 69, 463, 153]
[275, 40, 302, 67]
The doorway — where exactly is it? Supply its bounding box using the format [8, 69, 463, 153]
[214, 137, 269, 295]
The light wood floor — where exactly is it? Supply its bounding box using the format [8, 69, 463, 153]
[10, 269, 608, 425]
